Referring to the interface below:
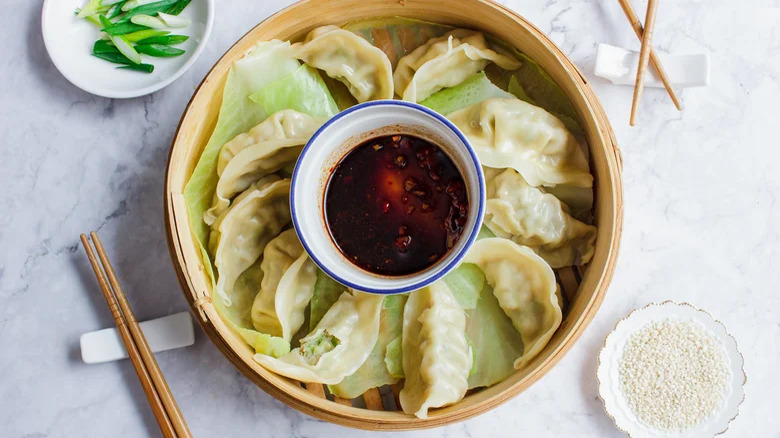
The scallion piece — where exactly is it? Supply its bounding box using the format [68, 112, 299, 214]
[112, 35, 142, 64]
[76, 0, 102, 18]
[98, 14, 113, 28]
[164, 0, 190, 16]
[130, 14, 168, 29]
[123, 29, 170, 42]
[135, 34, 187, 45]
[99, 16, 142, 64]
[115, 0, 179, 23]
[92, 39, 119, 54]
[157, 12, 190, 28]
[118, 63, 155, 73]
[81, 12, 103, 26]
[101, 22, 149, 35]
[135, 43, 185, 57]
[106, 1, 127, 19]
[93, 52, 132, 64]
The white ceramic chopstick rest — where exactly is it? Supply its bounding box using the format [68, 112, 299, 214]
[594, 43, 710, 88]
[80, 312, 195, 364]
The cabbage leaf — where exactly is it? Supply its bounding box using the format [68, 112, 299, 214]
[466, 283, 524, 389]
[421, 72, 514, 116]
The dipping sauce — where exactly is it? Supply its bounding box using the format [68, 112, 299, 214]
[325, 134, 469, 276]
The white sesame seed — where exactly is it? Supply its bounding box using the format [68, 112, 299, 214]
[618, 319, 730, 431]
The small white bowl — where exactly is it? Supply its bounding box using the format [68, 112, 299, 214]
[41, 0, 214, 99]
[291, 100, 485, 294]
[597, 301, 745, 438]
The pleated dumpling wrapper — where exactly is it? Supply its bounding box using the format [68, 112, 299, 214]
[290, 25, 394, 102]
[204, 110, 324, 225]
[251, 229, 317, 341]
[253, 290, 384, 384]
[463, 238, 562, 369]
[209, 176, 291, 306]
[394, 29, 521, 102]
[449, 98, 592, 188]
[400, 281, 472, 419]
[485, 168, 596, 267]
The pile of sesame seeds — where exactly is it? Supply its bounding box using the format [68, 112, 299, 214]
[619, 319, 730, 431]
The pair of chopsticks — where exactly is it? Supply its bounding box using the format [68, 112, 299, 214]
[619, 0, 682, 125]
[80, 232, 192, 438]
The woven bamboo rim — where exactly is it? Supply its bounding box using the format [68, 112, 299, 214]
[164, 0, 623, 430]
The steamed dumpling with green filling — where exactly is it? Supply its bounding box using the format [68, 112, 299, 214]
[394, 29, 521, 102]
[449, 98, 592, 188]
[203, 110, 324, 225]
[485, 168, 596, 267]
[251, 229, 317, 341]
[462, 238, 562, 369]
[209, 177, 291, 306]
[253, 290, 384, 384]
[400, 281, 471, 418]
[290, 25, 394, 102]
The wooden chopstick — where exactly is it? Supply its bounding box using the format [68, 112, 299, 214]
[617, 0, 682, 111]
[80, 233, 189, 438]
[629, 0, 661, 125]
[89, 232, 193, 438]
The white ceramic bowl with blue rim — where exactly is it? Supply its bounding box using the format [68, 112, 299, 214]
[291, 100, 485, 294]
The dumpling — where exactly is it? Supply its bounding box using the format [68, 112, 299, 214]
[449, 98, 592, 188]
[210, 177, 291, 306]
[394, 29, 521, 102]
[290, 25, 393, 102]
[216, 109, 324, 175]
[203, 110, 323, 225]
[250, 229, 317, 341]
[328, 294, 407, 399]
[399, 281, 471, 419]
[485, 168, 596, 267]
[463, 238, 562, 369]
[253, 290, 384, 384]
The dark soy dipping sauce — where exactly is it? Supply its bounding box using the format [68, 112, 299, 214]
[325, 134, 469, 276]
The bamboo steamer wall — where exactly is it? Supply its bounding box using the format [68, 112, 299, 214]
[164, 0, 623, 430]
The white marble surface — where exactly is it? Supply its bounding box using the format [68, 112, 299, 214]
[2, 0, 779, 436]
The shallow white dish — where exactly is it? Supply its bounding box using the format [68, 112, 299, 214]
[41, 0, 214, 99]
[597, 301, 745, 438]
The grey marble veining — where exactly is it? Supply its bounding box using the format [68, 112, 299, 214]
[1, 0, 778, 436]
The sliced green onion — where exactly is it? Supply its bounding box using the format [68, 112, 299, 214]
[92, 39, 119, 54]
[98, 16, 142, 64]
[93, 52, 132, 64]
[130, 14, 168, 29]
[98, 14, 113, 28]
[106, 1, 127, 19]
[135, 34, 187, 45]
[135, 43, 185, 57]
[76, 0, 102, 18]
[102, 0, 126, 6]
[121, 0, 156, 11]
[82, 13, 102, 26]
[123, 29, 170, 42]
[101, 21, 149, 35]
[164, 0, 190, 15]
[157, 12, 189, 28]
[116, 0, 179, 23]
[118, 63, 155, 73]
[111, 35, 142, 64]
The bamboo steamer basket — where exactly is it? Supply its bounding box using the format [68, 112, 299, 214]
[164, 0, 623, 430]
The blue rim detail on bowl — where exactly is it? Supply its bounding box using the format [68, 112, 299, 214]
[290, 100, 485, 295]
